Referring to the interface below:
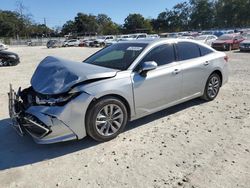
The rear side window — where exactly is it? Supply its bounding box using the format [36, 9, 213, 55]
[199, 45, 214, 56]
[141, 44, 176, 66]
[177, 42, 200, 61]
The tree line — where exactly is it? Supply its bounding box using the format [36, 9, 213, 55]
[1, 0, 250, 39]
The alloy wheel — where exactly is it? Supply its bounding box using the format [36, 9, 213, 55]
[95, 104, 124, 136]
[207, 76, 220, 98]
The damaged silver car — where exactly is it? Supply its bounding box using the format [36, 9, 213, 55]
[8, 39, 229, 144]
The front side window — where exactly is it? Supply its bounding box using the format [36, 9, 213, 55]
[177, 42, 200, 61]
[84, 43, 147, 70]
[140, 44, 176, 66]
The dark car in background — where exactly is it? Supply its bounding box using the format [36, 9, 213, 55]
[212, 34, 245, 51]
[0, 50, 20, 66]
[240, 33, 250, 52]
[47, 40, 61, 48]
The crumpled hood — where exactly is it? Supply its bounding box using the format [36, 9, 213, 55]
[31, 56, 117, 95]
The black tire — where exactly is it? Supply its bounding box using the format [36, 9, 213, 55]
[1, 61, 10, 66]
[85, 97, 128, 142]
[201, 73, 221, 101]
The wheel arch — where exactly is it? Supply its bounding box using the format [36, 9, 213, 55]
[210, 70, 223, 86]
[85, 94, 132, 122]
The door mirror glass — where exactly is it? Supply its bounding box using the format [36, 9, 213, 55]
[139, 61, 157, 75]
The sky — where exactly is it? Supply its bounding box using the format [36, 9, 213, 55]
[0, 0, 181, 28]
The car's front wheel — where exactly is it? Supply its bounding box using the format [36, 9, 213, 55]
[86, 97, 128, 141]
[202, 73, 221, 101]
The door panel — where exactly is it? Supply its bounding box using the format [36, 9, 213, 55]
[180, 58, 207, 98]
[132, 63, 182, 115]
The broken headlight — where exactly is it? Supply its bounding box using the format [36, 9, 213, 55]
[35, 92, 80, 106]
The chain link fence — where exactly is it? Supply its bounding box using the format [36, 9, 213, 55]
[8, 37, 66, 46]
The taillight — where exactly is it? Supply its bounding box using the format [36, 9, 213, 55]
[224, 55, 229, 62]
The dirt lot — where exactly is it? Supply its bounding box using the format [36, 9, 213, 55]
[0, 46, 249, 188]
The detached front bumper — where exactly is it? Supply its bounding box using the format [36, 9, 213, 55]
[8, 85, 93, 144]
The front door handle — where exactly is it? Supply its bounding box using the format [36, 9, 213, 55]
[204, 61, 210, 66]
[173, 69, 181, 75]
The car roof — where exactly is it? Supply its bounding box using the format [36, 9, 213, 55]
[119, 38, 216, 53]
[118, 38, 203, 45]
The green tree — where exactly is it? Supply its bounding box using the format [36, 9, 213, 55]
[123, 14, 153, 33]
[189, 0, 215, 30]
[0, 10, 20, 38]
[74, 13, 98, 34]
[153, 2, 190, 33]
[61, 20, 77, 35]
[215, 0, 250, 28]
[96, 14, 119, 35]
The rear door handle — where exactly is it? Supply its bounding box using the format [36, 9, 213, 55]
[204, 61, 210, 66]
[173, 69, 181, 75]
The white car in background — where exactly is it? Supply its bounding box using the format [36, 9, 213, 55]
[178, 36, 194, 40]
[147, 34, 160, 39]
[63, 39, 80, 47]
[195, 35, 218, 46]
[95, 36, 115, 46]
[116, 35, 130, 40]
[120, 33, 148, 41]
[0, 43, 8, 50]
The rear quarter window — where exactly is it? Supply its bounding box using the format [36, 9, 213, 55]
[177, 42, 200, 61]
[199, 45, 214, 56]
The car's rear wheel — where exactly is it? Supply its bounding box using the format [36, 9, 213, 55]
[202, 73, 221, 101]
[86, 97, 128, 141]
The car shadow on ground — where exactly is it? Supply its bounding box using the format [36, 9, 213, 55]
[0, 98, 206, 171]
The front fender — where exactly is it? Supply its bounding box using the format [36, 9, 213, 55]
[73, 74, 136, 119]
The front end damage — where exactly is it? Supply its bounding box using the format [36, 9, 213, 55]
[8, 84, 93, 144]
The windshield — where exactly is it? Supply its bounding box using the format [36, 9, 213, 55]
[84, 43, 147, 70]
[218, 35, 233, 40]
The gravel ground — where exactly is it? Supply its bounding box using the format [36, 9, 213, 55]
[0, 46, 249, 188]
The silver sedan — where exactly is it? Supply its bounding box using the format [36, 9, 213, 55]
[8, 39, 229, 144]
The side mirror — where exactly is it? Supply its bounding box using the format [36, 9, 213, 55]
[138, 61, 157, 76]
